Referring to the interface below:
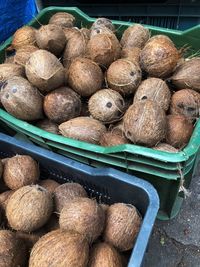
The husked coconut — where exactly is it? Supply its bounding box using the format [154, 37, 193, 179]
[147, 35, 174, 46]
[14, 45, 39, 67]
[90, 26, 114, 38]
[0, 63, 25, 82]
[49, 12, 75, 28]
[38, 179, 60, 193]
[80, 28, 91, 39]
[35, 119, 59, 134]
[11, 26, 36, 50]
[0, 190, 14, 210]
[100, 132, 129, 147]
[110, 120, 124, 136]
[120, 47, 141, 63]
[153, 143, 178, 152]
[91, 17, 115, 32]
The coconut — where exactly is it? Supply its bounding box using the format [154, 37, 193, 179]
[171, 58, 200, 92]
[166, 115, 194, 149]
[170, 89, 200, 121]
[29, 229, 89, 267]
[59, 117, 107, 144]
[3, 155, 39, 190]
[88, 242, 123, 267]
[88, 89, 125, 123]
[87, 33, 121, 68]
[106, 59, 142, 95]
[110, 120, 124, 136]
[0, 63, 24, 82]
[35, 24, 66, 56]
[153, 143, 179, 153]
[0, 230, 28, 267]
[43, 86, 81, 123]
[147, 35, 174, 46]
[133, 77, 171, 111]
[120, 47, 141, 63]
[91, 18, 115, 32]
[38, 179, 60, 194]
[100, 132, 129, 147]
[59, 197, 105, 243]
[44, 213, 59, 232]
[11, 26, 36, 50]
[36, 119, 59, 134]
[68, 57, 104, 97]
[6, 185, 53, 232]
[140, 39, 180, 78]
[54, 182, 87, 213]
[14, 45, 39, 67]
[25, 49, 65, 93]
[63, 27, 80, 41]
[0, 190, 15, 211]
[49, 12, 75, 28]
[123, 100, 167, 147]
[103, 203, 141, 251]
[80, 28, 91, 39]
[90, 26, 114, 38]
[0, 76, 43, 121]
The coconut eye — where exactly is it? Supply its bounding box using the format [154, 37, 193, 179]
[141, 96, 147, 100]
[130, 71, 135, 76]
[187, 107, 195, 112]
[178, 103, 184, 109]
[96, 29, 100, 33]
[106, 102, 112, 108]
[12, 88, 17, 93]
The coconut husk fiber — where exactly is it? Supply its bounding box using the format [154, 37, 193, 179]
[0, 63, 25, 82]
[11, 26, 36, 50]
[14, 45, 39, 67]
[100, 132, 129, 147]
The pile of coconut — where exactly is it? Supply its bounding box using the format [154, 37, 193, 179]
[0, 154, 141, 266]
[0, 12, 200, 152]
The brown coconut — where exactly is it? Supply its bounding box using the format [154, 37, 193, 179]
[0, 190, 15, 211]
[59, 117, 107, 144]
[110, 120, 124, 136]
[133, 77, 171, 111]
[171, 58, 200, 92]
[106, 59, 142, 95]
[38, 179, 60, 194]
[153, 143, 178, 153]
[100, 132, 129, 147]
[54, 182, 87, 213]
[63, 27, 80, 41]
[59, 197, 105, 243]
[0, 230, 28, 267]
[0, 76, 43, 121]
[14, 45, 39, 67]
[29, 229, 89, 267]
[170, 89, 200, 121]
[166, 115, 194, 149]
[123, 100, 167, 147]
[3, 155, 39, 190]
[25, 49, 65, 93]
[68, 57, 104, 97]
[6, 185, 53, 232]
[140, 39, 180, 78]
[120, 24, 150, 49]
[36, 119, 59, 134]
[87, 33, 121, 68]
[49, 12, 75, 28]
[88, 242, 123, 267]
[103, 203, 141, 251]
[43, 86, 81, 123]
[147, 35, 174, 46]
[11, 26, 36, 50]
[90, 26, 114, 38]
[88, 89, 125, 123]
[0, 63, 25, 82]
[91, 18, 115, 32]
[120, 47, 141, 63]
[80, 27, 91, 39]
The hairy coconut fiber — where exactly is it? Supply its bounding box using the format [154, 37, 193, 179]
[0, 230, 27, 267]
[87, 33, 121, 68]
[35, 24, 66, 56]
[3, 155, 39, 190]
[103, 203, 141, 251]
[6, 185, 53, 232]
[166, 115, 194, 148]
[59, 117, 107, 144]
[171, 58, 200, 92]
[140, 39, 179, 78]
[100, 132, 129, 147]
[120, 47, 141, 63]
[153, 143, 178, 152]
[54, 182, 87, 213]
[36, 119, 59, 134]
[80, 28, 91, 39]
[68, 57, 104, 97]
[88, 242, 123, 267]
[120, 24, 150, 49]
[25, 49, 65, 93]
[88, 89, 125, 123]
[107, 59, 142, 95]
[0, 76, 43, 121]
[147, 35, 174, 46]
[43, 86, 81, 124]
[59, 197, 105, 243]
[90, 26, 114, 38]
[29, 229, 89, 267]
[49, 12, 75, 28]
[11, 26, 36, 50]
[170, 89, 200, 121]
[91, 18, 115, 32]
[38, 179, 60, 194]
[14, 45, 39, 67]
[123, 100, 167, 147]
[0, 63, 25, 82]
[133, 77, 171, 111]
[0, 190, 14, 211]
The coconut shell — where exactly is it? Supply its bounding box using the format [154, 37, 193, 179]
[103, 203, 141, 251]
[38, 179, 60, 194]
[120, 47, 141, 63]
[36, 119, 59, 134]
[91, 18, 115, 32]
[120, 24, 150, 49]
[29, 229, 89, 267]
[44, 213, 59, 232]
[88, 89, 125, 123]
[6, 185, 53, 232]
[133, 77, 171, 111]
[100, 132, 129, 147]
[59, 117, 107, 144]
[107, 59, 142, 95]
[166, 115, 194, 149]
[63, 27, 80, 41]
[0, 230, 28, 267]
[59, 197, 105, 243]
[0, 190, 15, 211]
[54, 182, 87, 213]
[0, 63, 25, 82]
[0, 76, 43, 121]
[14, 45, 39, 67]
[140, 39, 179, 78]
[49, 12, 75, 28]
[170, 89, 200, 121]
[43, 86, 81, 123]
[11, 26, 36, 50]
[90, 26, 114, 38]
[153, 143, 178, 153]
[25, 49, 65, 93]
[171, 58, 200, 92]
[147, 35, 174, 46]
[3, 155, 39, 190]
[123, 100, 167, 147]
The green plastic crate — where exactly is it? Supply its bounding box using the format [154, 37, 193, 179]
[0, 6, 200, 220]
